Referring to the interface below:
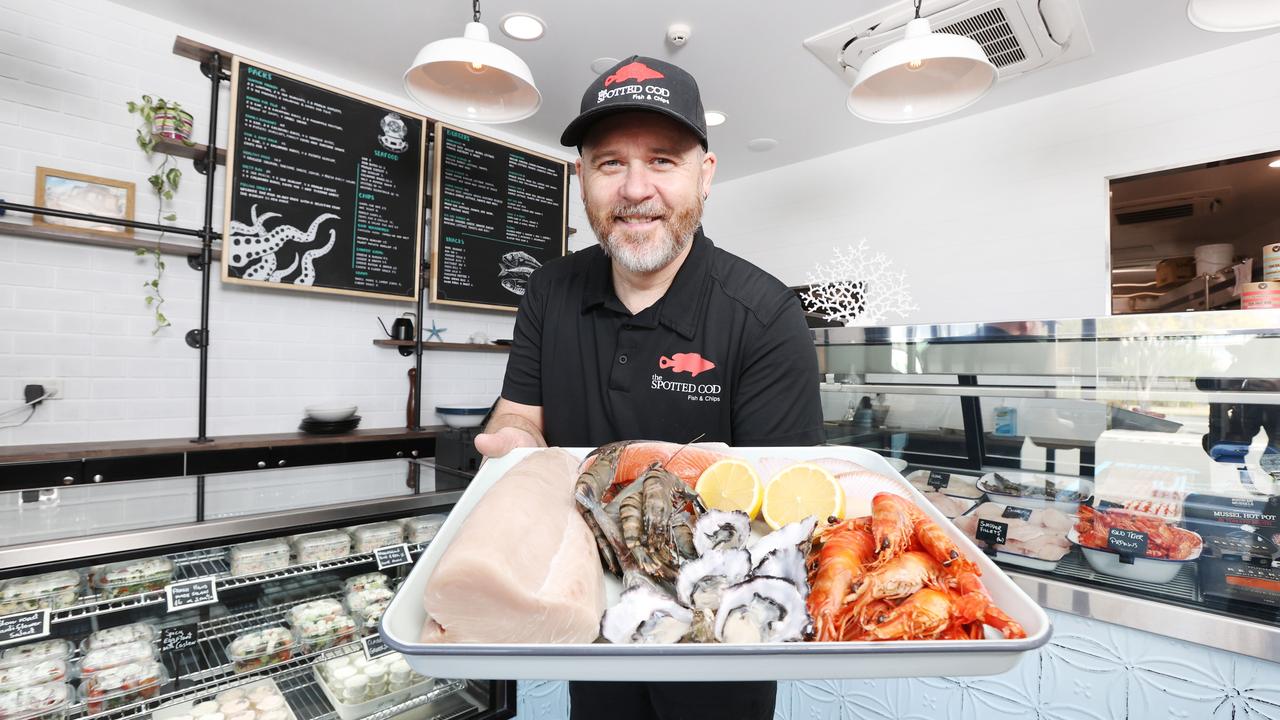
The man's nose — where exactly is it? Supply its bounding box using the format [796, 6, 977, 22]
[619, 163, 657, 203]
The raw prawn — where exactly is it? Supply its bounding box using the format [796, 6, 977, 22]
[806, 518, 876, 642]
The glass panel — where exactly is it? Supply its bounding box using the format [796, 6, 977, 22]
[0, 477, 198, 547]
[820, 386, 971, 467]
[203, 460, 414, 519]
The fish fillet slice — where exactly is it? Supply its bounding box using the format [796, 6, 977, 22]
[421, 448, 605, 644]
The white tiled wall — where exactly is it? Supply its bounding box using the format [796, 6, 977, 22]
[702, 31, 1280, 326]
[0, 0, 589, 446]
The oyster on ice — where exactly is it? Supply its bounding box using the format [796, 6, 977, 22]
[676, 549, 751, 611]
[749, 516, 819, 568]
[714, 577, 810, 643]
[693, 510, 751, 556]
[600, 585, 693, 644]
[752, 546, 808, 593]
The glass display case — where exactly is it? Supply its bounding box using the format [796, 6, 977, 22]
[814, 310, 1280, 661]
[0, 443, 511, 720]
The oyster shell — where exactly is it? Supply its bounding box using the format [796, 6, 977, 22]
[749, 515, 818, 568]
[752, 546, 808, 593]
[599, 585, 693, 644]
[675, 549, 751, 610]
[714, 576, 810, 643]
[693, 510, 751, 556]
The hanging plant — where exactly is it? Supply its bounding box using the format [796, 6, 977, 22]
[127, 95, 194, 334]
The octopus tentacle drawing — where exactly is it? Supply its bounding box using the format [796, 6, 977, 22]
[294, 229, 337, 286]
[269, 254, 299, 283]
[227, 207, 340, 284]
[241, 252, 277, 281]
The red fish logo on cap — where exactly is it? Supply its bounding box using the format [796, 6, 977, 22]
[604, 61, 665, 87]
[659, 353, 716, 378]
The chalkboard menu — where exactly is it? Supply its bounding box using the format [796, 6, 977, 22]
[222, 58, 427, 301]
[430, 122, 568, 311]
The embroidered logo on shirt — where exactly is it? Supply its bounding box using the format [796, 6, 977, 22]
[658, 352, 716, 378]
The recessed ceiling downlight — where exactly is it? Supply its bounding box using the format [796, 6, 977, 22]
[1187, 0, 1280, 32]
[747, 138, 778, 152]
[705, 111, 727, 127]
[500, 13, 545, 40]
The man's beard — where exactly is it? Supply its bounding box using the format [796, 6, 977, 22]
[587, 195, 703, 274]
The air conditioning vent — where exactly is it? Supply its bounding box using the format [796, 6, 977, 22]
[804, 0, 1093, 84]
[1115, 204, 1196, 225]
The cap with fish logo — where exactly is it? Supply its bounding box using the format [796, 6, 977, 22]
[560, 55, 707, 150]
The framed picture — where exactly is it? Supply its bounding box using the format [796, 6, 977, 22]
[34, 167, 136, 237]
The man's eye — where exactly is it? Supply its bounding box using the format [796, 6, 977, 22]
[599, 159, 622, 168]
[653, 158, 674, 166]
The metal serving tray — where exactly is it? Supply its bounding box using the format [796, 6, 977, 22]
[380, 446, 1051, 681]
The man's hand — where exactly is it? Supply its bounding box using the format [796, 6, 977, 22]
[474, 426, 542, 459]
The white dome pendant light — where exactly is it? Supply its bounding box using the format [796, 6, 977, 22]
[1187, 0, 1280, 32]
[847, 0, 996, 124]
[403, 0, 542, 123]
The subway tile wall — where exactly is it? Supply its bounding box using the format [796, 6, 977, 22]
[0, 0, 590, 447]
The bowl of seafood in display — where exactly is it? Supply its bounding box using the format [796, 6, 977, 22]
[380, 442, 1051, 681]
[1069, 504, 1203, 583]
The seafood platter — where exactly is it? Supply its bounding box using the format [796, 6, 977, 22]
[381, 444, 1050, 681]
[976, 471, 1094, 513]
[1068, 503, 1204, 583]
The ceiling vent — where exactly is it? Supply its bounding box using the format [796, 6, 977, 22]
[1112, 189, 1230, 226]
[804, 0, 1092, 85]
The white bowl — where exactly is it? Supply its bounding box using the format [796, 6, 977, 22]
[435, 405, 490, 429]
[304, 403, 358, 422]
[1068, 528, 1200, 583]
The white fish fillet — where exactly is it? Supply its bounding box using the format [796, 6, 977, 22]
[420, 448, 605, 644]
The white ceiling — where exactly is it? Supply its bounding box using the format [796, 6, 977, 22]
[109, 0, 1275, 182]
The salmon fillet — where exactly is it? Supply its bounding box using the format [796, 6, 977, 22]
[420, 448, 605, 644]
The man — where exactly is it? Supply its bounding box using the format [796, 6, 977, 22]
[475, 55, 823, 720]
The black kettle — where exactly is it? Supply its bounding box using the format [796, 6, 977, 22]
[379, 312, 417, 356]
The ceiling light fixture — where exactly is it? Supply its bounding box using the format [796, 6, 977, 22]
[1187, 0, 1280, 32]
[846, 0, 995, 124]
[499, 13, 545, 41]
[1270, 158, 1280, 168]
[403, 0, 541, 123]
[704, 111, 727, 127]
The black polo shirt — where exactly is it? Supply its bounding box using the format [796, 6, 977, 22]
[500, 230, 823, 448]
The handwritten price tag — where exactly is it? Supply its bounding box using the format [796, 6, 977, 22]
[158, 624, 198, 653]
[362, 633, 394, 661]
[927, 471, 951, 490]
[0, 610, 49, 646]
[166, 578, 219, 612]
[976, 519, 1008, 549]
[375, 544, 412, 570]
[1107, 528, 1149, 564]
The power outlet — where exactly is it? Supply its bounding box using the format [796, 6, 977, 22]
[27, 379, 63, 400]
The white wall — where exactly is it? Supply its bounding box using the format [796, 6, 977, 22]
[0, 0, 587, 445]
[702, 31, 1280, 325]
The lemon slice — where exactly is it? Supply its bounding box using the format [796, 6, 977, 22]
[696, 459, 764, 519]
[762, 463, 844, 530]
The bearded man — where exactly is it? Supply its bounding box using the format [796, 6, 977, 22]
[474, 56, 823, 720]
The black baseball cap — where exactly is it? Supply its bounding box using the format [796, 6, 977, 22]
[560, 55, 708, 150]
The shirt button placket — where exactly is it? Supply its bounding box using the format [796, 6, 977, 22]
[609, 326, 638, 392]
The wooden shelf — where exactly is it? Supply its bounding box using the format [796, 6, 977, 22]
[0, 220, 219, 259]
[373, 339, 510, 353]
[155, 136, 226, 166]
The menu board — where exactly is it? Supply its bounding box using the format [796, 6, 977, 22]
[430, 122, 568, 311]
[222, 58, 427, 301]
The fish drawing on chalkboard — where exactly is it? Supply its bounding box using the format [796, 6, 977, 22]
[227, 205, 339, 285]
[378, 113, 409, 153]
[498, 251, 541, 296]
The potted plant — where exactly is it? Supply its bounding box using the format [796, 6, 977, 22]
[127, 96, 195, 334]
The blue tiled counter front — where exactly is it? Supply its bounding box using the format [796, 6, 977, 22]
[512, 610, 1280, 719]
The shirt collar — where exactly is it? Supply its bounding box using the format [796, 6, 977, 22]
[580, 229, 712, 341]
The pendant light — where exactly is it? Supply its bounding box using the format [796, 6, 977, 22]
[403, 0, 542, 123]
[1187, 0, 1280, 32]
[846, 0, 996, 124]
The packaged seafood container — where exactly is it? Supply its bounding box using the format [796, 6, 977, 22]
[348, 523, 402, 554]
[0, 660, 70, 693]
[228, 539, 291, 577]
[402, 515, 446, 544]
[89, 557, 174, 600]
[0, 682, 73, 720]
[1200, 557, 1280, 607]
[905, 469, 984, 500]
[79, 641, 158, 678]
[80, 623, 159, 653]
[977, 471, 1093, 512]
[341, 573, 388, 594]
[297, 613, 357, 653]
[225, 627, 296, 674]
[0, 640, 74, 667]
[290, 530, 350, 564]
[78, 660, 166, 714]
[286, 598, 345, 628]
[151, 677, 298, 720]
[0, 571, 82, 614]
[381, 446, 1051, 681]
[1069, 529, 1200, 583]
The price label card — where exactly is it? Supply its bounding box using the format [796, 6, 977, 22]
[1001, 505, 1033, 521]
[1107, 528, 1149, 564]
[0, 609, 50, 647]
[1097, 499, 1125, 511]
[362, 633, 394, 661]
[927, 471, 951, 490]
[166, 578, 219, 612]
[158, 624, 198, 653]
[375, 544, 412, 570]
[976, 519, 1009, 547]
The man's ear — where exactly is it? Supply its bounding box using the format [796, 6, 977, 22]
[575, 157, 586, 205]
[700, 150, 717, 201]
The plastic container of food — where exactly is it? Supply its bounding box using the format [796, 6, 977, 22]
[341, 573, 389, 595]
[286, 598, 345, 628]
[0, 571, 82, 614]
[313, 661, 435, 720]
[0, 682, 73, 720]
[290, 530, 351, 564]
[225, 627, 296, 674]
[905, 469, 984, 500]
[0, 660, 70, 693]
[229, 540, 291, 577]
[80, 623, 159, 653]
[348, 523, 402, 554]
[1069, 529, 1200, 583]
[381, 446, 1052, 682]
[951, 502, 1074, 571]
[402, 515, 447, 544]
[977, 471, 1092, 512]
[344, 586, 393, 615]
[89, 557, 174, 600]
[79, 640, 158, 678]
[0, 640, 74, 667]
[297, 613, 357, 653]
[79, 660, 166, 714]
